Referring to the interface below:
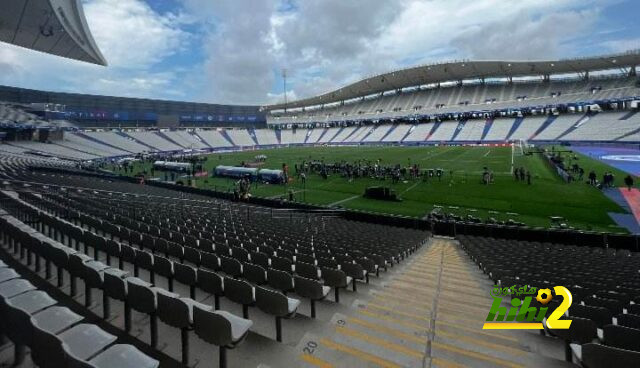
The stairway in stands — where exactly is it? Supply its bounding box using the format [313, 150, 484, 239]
[294, 238, 574, 368]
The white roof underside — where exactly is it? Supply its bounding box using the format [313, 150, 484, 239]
[0, 0, 107, 66]
[266, 50, 640, 110]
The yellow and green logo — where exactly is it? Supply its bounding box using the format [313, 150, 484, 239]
[482, 285, 572, 330]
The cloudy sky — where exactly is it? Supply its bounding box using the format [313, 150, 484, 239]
[0, 0, 638, 106]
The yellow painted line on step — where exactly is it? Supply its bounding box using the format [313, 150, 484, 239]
[357, 309, 431, 333]
[431, 357, 467, 368]
[370, 297, 431, 314]
[335, 326, 425, 359]
[371, 296, 433, 312]
[432, 341, 524, 368]
[364, 302, 431, 322]
[347, 316, 428, 344]
[436, 330, 527, 356]
[319, 338, 402, 368]
[436, 320, 519, 342]
[300, 354, 334, 368]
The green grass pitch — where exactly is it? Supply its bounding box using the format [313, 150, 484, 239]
[111, 145, 632, 233]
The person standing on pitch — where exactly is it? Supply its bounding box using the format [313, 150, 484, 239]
[625, 175, 634, 191]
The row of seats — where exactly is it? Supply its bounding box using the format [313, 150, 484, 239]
[459, 235, 640, 367]
[0, 195, 258, 368]
[0, 212, 160, 368]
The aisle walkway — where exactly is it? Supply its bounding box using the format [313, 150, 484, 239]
[294, 238, 576, 368]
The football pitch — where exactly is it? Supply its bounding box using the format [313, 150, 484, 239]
[113, 145, 632, 233]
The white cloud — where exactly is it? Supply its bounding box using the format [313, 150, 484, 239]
[0, 0, 631, 106]
[0, 0, 190, 99]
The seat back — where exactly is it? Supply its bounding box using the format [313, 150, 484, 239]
[174, 263, 197, 286]
[603, 324, 640, 351]
[243, 263, 267, 285]
[582, 343, 640, 368]
[31, 322, 67, 368]
[267, 269, 294, 292]
[321, 268, 347, 288]
[157, 291, 190, 329]
[341, 262, 364, 280]
[221, 256, 243, 277]
[193, 305, 232, 346]
[255, 286, 290, 316]
[224, 277, 254, 305]
[197, 269, 224, 296]
[294, 276, 323, 299]
[296, 262, 319, 280]
[126, 279, 156, 314]
[616, 313, 640, 329]
[551, 316, 597, 344]
[103, 271, 127, 301]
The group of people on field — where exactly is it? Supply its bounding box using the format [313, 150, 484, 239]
[513, 167, 532, 185]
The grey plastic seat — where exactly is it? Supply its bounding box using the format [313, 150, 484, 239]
[243, 262, 267, 285]
[340, 262, 368, 291]
[579, 343, 640, 368]
[174, 262, 198, 299]
[4, 290, 58, 364]
[551, 316, 598, 362]
[255, 286, 300, 342]
[224, 277, 255, 319]
[134, 251, 154, 282]
[267, 268, 294, 294]
[30, 306, 85, 367]
[201, 252, 221, 271]
[102, 268, 129, 319]
[125, 277, 160, 347]
[192, 304, 252, 368]
[615, 313, 640, 329]
[295, 262, 320, 280]
[197, 269, 225, 310]
[0, 267, 20, 283]
[320, 267, 353, 303]
[83, 260, 109, 307]
[59, 324, 118, 367]
[603, 324, 640, 351]
[0, 278, 36, 299]
[152, 255, 174, 291]
[83, 344, 159, 368]
[294, 276, 330, 318]
[157, 289, 209, 365]
[221, 256, 243, 278]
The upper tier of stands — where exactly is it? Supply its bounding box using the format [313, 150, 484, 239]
[269, 76, 639, 124]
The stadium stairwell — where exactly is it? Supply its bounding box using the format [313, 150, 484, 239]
[275, 129, 283, 144]
[75, 132, 135, 154]
[450, 119, 468, 141]
[247, 128, 260, 145]
[400, 124, 417, 142]
[555, 112, 593, 141]
[342, 126, 361, 142]
[359, 126, 377, 142]
[528, 115, 558, 140]
[480, 118, 494, 141]
[296, 238, 570, 368]
[157, 131, 186, 148]
[380, 123, 399, 141]
[619, 110, 640, 120]
[426, 121, 442, 141]
[505, 117, 524, 141]
[219, 129, 236, 146]
[193, 131, 214, 148]
[119, 131, 157, 150]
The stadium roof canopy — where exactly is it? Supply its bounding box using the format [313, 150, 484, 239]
[0, 0, 107, 66]
[266, 50, 640, 111]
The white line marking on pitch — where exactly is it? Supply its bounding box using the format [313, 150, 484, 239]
[483, 150, 491, 157]
[329, 195, 360, 207]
